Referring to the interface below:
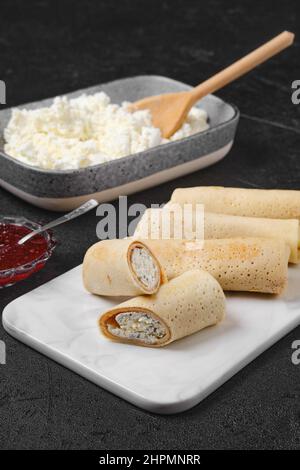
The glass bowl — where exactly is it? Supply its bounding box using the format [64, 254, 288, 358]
[0, 216, 56, 288]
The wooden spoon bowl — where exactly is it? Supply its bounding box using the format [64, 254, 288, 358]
[131, 31, 294, 138]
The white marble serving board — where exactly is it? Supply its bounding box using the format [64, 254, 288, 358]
[3, 265, 300, 414]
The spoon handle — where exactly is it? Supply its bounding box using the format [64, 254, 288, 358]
[18, 199, 99, 245]
[190, 31, 294, 103]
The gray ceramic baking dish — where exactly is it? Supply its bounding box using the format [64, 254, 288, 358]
[0, 75, 239, 211]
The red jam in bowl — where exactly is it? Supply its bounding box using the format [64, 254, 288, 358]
[0, 217, 56, 287]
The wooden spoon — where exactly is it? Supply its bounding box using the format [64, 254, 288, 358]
[131, 31, 294, 138]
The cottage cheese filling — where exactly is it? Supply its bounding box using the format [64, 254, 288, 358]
[4, 91, 209, 170]
[131, 246, 159, 291]
[107, 311, 167, 344]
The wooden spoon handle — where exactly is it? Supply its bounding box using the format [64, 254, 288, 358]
[190, 31, 294, 102]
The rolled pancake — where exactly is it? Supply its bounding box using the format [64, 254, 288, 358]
[142, 238, 290, 294]
[171, 186, 300, 219]
[99, 270, 225, 347]
[135, 208, 300, 263]
[83, 239, 166, 296]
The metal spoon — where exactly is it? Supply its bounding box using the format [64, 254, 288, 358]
[18, 199, 99, 245]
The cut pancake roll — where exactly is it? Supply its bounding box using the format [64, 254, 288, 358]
[134, 207, 300, 263]
[83, 238, 166, 296]
[170, 186, 300, 220]
[99, 270, 226, 347]
[143, 238, 290, 295]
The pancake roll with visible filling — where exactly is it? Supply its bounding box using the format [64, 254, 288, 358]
[83, 239, 166, 296]
[99, 270, 226, 347]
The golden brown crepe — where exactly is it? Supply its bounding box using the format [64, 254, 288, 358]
[143, 238, 290, 294]
[83, 238, 166, 296]
[134, 207, 300, 263]
[170, 186, 300, 219]
[99, 270, 225, 347]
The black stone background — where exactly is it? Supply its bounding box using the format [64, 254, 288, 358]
[0, 0, 300, 450]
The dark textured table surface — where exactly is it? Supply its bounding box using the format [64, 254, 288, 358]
[0, 0, 300, 450]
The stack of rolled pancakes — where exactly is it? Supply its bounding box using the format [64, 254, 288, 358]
[83, 187, 300, 348]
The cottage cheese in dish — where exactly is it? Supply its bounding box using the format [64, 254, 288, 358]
[4, 92, 209, 170]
